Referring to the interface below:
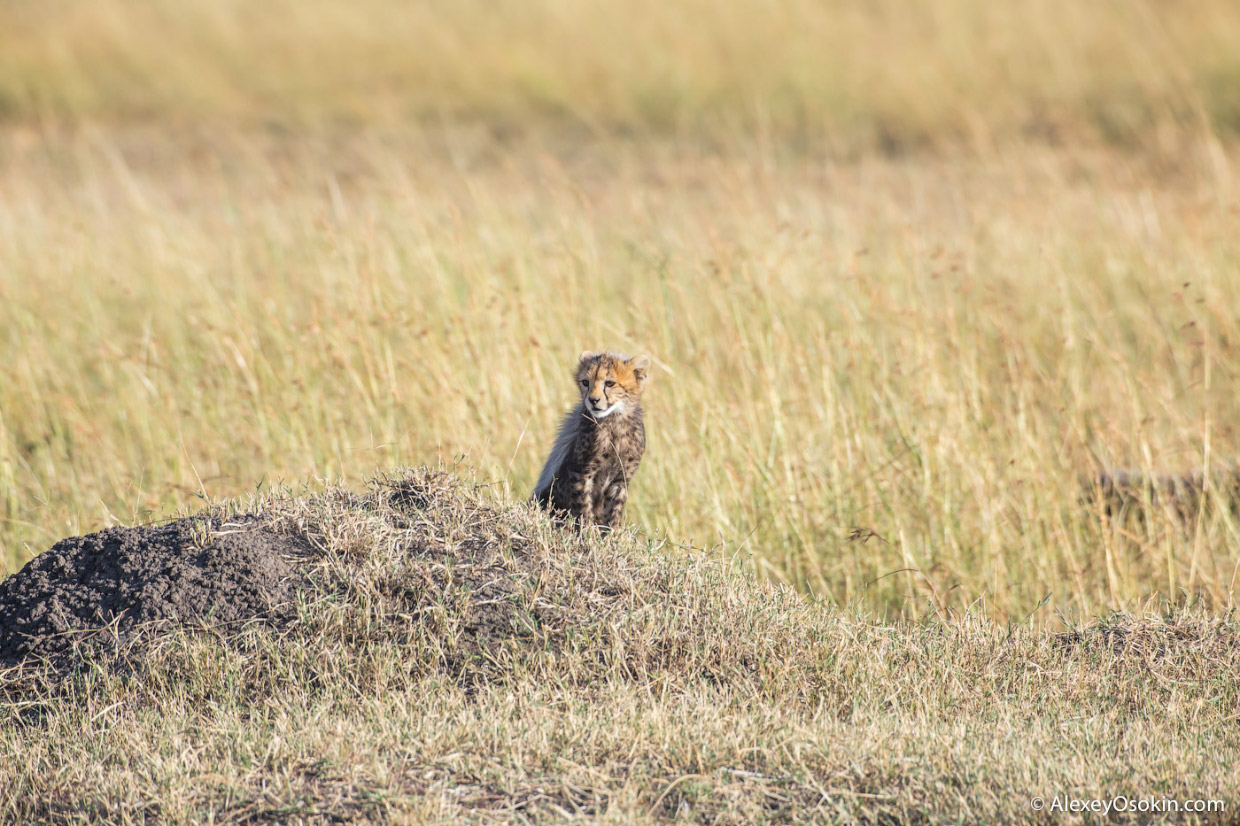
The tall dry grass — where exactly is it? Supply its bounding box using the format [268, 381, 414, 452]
[4, 0, 1240, 619]
[3, 125, 1239, 619]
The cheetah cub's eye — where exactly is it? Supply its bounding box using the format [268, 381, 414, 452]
[605, 380, 615, 388]
[580, 379, 589, 387]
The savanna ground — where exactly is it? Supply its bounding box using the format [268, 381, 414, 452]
[2, 1, 1240, 822]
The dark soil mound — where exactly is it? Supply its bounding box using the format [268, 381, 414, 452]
[0, 517, 311, 667]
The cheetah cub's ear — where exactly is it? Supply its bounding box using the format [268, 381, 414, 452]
[579, 350, 596, 364]
[630, 354, 651, 383]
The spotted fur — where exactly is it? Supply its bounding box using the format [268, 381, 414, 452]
[532, 350, 650, 529]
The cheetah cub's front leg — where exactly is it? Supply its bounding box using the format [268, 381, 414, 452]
[598, 479, 629, 530]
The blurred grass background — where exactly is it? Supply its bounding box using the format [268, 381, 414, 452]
[3, 0, 1240, 620]
[3, 0, 1240, 147]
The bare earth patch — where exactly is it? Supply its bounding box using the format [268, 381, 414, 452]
[0, 517, 310, 668]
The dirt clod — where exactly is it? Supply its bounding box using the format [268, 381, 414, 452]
[0, 517, 310, 668]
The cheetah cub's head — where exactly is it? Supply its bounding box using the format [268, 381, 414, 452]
[576, 350, 650, 420]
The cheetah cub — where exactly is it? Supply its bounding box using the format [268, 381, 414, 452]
[532, 350, 650, 529]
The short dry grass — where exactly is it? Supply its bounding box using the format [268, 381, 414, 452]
[2, 470, 1236, 824]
